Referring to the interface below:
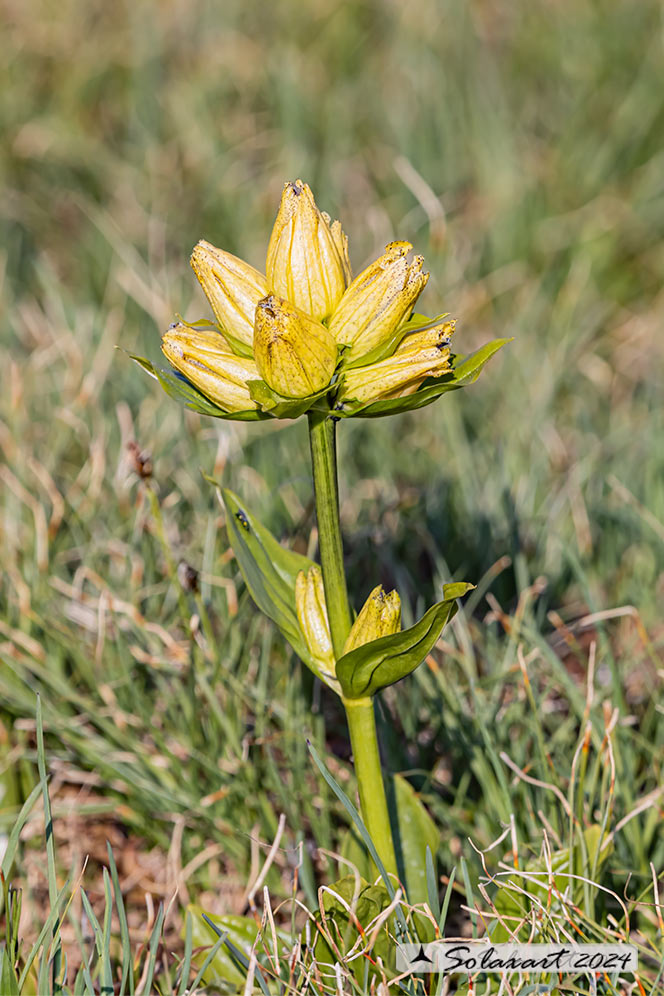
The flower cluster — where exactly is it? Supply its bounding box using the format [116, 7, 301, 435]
[158, 180, 455, 419]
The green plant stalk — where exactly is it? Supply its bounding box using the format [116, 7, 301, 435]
[307, 410, 352, 654]
[343, 696, 398, 876]
[307, 410, 398, 877]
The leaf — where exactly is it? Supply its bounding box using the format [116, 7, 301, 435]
[490, 825, 614, 942]
[220, 489, 317, 668]
[336, 582, 474, 698]
[248, 378, 332, 419]
[337, 337, 512, 418]
[0, 949, 20, 996]
[310, 875, 396, 984]
[388, 775, 439, 916]
[124, 350, 268, 421]
[185, 906, 259, 988]
[342, 776, 440, 929]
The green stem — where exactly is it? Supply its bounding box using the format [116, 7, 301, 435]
[307, 411, 352, 656]
[307, 410, 398, 878]
[344, 696, 398, 876]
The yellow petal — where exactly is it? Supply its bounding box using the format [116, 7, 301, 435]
[190, 240, 268, 348]
[253, 294, 338, 399]
[295, 567, 336, 679]
[339, 336, 452, 405]
[328, 241, 429, 361]
[266, 180, 349, 320]
[161, 323, 259, 412]
[329, 216, 352, 284]
[343, 585, 401, 654]
[394, 319, 455, 356]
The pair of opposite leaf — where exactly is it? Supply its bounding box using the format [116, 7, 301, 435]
[222, 489, 472, 701]
[158, 179, 457, 417]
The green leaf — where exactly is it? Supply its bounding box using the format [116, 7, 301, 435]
[185, 906, 259, 988]
[388, 775, 439, 916]
[337, 337, 512, 418]
[490, 825, 614, 943]
[248, 378, 332, 419]
[340, 311, 450, 371]
[336, 582, 474, 698]
[220, 489, 317, 668]
[310, 875, 396, 984]
[125, 350, 268, 421]
[342, 776, 441, 919]
[1, 782, 42, 879]
[0, 949, 20, 996]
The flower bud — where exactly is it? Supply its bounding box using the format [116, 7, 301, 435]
[296, 567, 336, 679]
[394, 318, 455, 356]
[339, 321, 453, 405]
[161, 324, 259, 412]
[343, 585, 401, 655]
[190, 240, 268, 348]
[253, 294, 338, 398]
[328, 242, 429, 361]
[266, 179, 350, 321]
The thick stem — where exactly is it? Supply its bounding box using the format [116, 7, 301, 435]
[307, 410, 398, 878]
[344, 697, 398, 877]
[307, 411, 352, 656]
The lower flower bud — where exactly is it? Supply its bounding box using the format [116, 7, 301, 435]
[295, 567, 336, 679]
[343, 585, 401, 654]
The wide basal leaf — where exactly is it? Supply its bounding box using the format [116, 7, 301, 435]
[221, 489, 316, 666]
[336, 582, 474, 698]
[342, 774, 440, 921]
[490, 825, 613, 943]
[388, 775, 440, 914]
[126, 351, 267, 421]
[310, 875, 396, 984]
[185, 906, 261, 988]
[338, 337, 512, 418]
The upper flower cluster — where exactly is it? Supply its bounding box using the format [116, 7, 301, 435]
[159, 179, 455, 420]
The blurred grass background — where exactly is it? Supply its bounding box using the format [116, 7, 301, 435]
[1, 0, 663, 978]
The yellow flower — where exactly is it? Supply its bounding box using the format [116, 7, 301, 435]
[161, 324, 259, 412]
[150, 179, 473, 419]
[253, 294, 338, 399]
[295, 566, 336, 680]
[343, 585, 401, 654]
[328, 242, 429, 361]
[190, 240, 268, 349]
[339, 320, 453, 404]
[266, 179, 350, 321]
